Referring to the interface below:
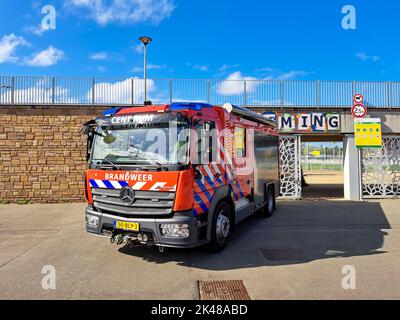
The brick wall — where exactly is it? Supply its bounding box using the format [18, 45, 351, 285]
[0, 105, 107, 203]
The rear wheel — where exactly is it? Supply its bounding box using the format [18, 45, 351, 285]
[261, 187, 275, 218]
[209, 201, 232, 252]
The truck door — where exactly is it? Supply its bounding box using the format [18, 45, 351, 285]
[232, 126, 253, 202]
[191, 112, 224, 217]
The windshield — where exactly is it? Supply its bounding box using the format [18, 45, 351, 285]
[91, 119, 189, 166]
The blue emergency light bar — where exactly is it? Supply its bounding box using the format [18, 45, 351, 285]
[169, 102, 213, 111]
[102, 107, 122, 117]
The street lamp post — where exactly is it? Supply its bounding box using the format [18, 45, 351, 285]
[139, 36, 152, 104]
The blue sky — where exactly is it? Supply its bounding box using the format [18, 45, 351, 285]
[0, 0, 399, 81]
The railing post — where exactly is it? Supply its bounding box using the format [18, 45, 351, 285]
[388, 81, 391, 109]
[131, 78, 134, 106]
[280, 80, 284, 108]
[11, 76, 15, 105]
[92, 78, 95, 105]
[316, 80, 321, 108]
[170, 79, 173, 104]
[244, 80, 247, 107]
[207, 80, 210, 104]
[52, 77, 55, 105]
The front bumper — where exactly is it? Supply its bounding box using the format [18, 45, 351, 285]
[85, 206, 207, 248]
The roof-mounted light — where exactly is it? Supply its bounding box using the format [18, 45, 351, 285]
[170, 102, 213, 111]
[102, 107, 122, 117]
[222, 103, 233, 113]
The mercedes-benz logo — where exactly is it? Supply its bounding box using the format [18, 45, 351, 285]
[120, 186, 136, 206]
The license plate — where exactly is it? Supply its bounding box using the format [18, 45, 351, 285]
[113, 220, 139, 231]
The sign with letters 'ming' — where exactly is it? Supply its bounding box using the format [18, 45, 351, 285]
[263, 112, 341, 133]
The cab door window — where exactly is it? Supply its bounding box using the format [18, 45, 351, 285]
[195, 120, 216, 164]
[234, 127, 246, 157]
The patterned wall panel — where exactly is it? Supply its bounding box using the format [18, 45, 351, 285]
[279, 136, 301, 198]
[361, 137, 400, 198]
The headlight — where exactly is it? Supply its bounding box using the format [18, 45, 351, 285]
[160, 224, 190, 238]
[86, 214, 99, 228]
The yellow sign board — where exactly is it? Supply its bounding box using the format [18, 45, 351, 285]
[354, 118, 382, 148]
[310, 150, 321, 157]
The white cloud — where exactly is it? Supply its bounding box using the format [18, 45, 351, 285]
[134, 44, 144, 54]
[218, 64, 240, 73]
[132, 64, 167, 73]
[257, 67, 310, 80]
[25, 46, 65, 67]
[90, 52, 108, 60]
[0, 34, 29, 64]
[0, 79, 77, 104]
[217, 71, 258, 96]
[132, 66, 143, 73]
[274, 70, 309, 80]
[65, 0, 175, 26]
[88, 78, 155, 104]
[25, 24, 49, 37]
[356, 52, 380, 62]
[217, 69, 310, 96]
[185, 62, 209, 72]
[148, 64, 167, 70]
[194, 65, 208, 72]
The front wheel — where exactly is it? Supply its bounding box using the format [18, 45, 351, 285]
[209, 201, 232, 252]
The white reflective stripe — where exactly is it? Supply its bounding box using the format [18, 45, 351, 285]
[224, 151, 233, 165]
[95, 180, 107, 188]
[204, 165, 214, 181]
[149, 182, 167, 191]
[226, 164, 235, 180]
[131, 182, 147, 190]
[110, 181, 122, 189]
[219, 143, 225, 158]
[226, 168, 233, 180]
[220, 145, 233, 165]
[170, 185, 177, 192]
[212, 163, 221, 174]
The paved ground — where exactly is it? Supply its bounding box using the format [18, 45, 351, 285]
[303, 171, 344, 199]
[0, 199, 399, 300]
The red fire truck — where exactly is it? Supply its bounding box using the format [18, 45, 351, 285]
[80, 102, 279, 252]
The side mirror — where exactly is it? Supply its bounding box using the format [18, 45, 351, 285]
[79, 124, 90, 136]
[79, 120, 97, 136]
[80, 120, 97, 162]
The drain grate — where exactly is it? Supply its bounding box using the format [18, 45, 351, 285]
[198, 280, 251, 300]
[259, 248, 303, 261]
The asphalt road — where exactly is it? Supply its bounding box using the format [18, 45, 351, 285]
[0, 199, 399, 299]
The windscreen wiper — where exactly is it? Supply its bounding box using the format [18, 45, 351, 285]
[101, 156, 122, 170]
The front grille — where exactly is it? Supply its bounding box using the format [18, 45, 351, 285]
[91, 188, 175, 217]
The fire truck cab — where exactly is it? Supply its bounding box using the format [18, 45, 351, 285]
[81, 102, 279, 252]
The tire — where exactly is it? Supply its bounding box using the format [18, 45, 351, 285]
[261, 187, 275, 218]
[208, 201, 232, 252]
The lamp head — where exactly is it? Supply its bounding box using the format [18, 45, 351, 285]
[139, 36, 152, 47]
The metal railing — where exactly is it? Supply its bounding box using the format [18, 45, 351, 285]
[0, 75, 399, 108]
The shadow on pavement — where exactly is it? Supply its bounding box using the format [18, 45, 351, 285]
[118, 200, 390, 270]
